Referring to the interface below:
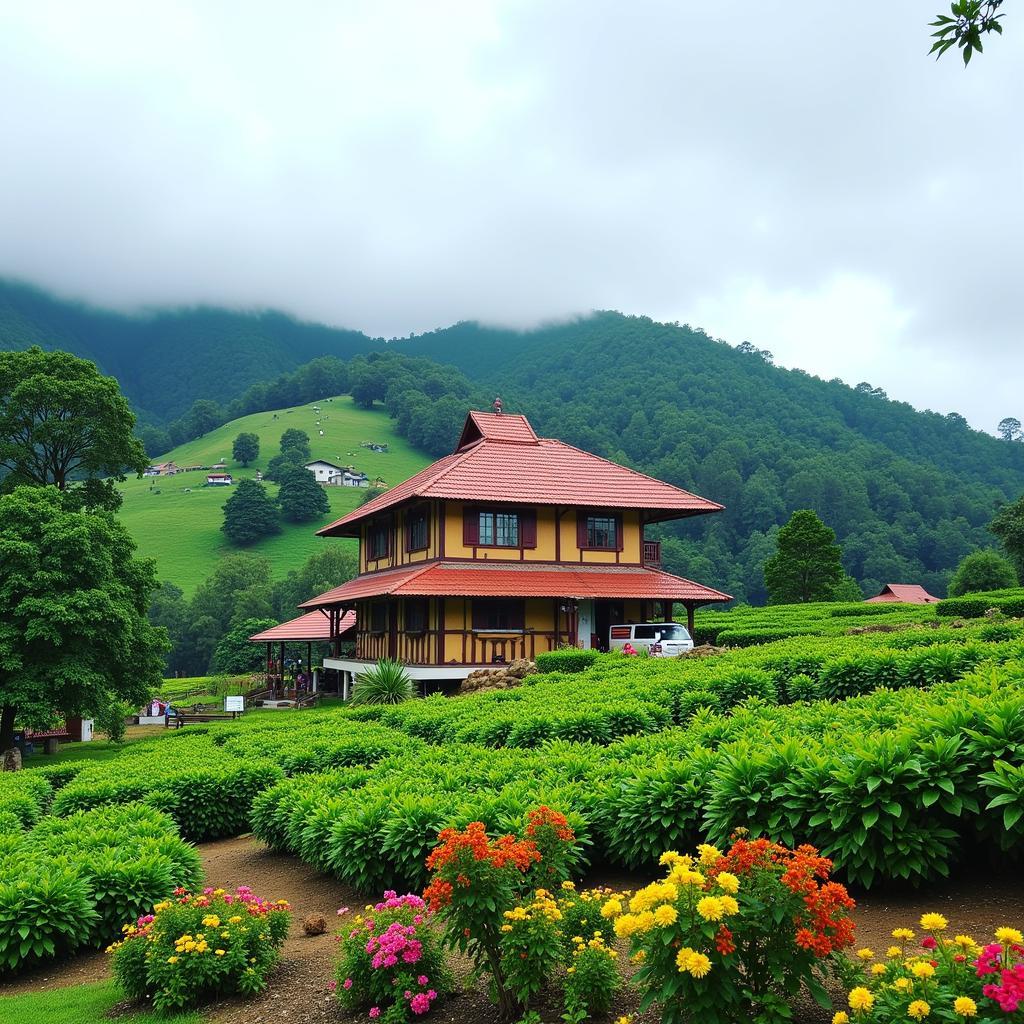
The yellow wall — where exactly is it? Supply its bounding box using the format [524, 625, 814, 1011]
[359, 501, 443, 574]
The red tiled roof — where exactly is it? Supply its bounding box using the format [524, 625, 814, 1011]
[865, 583, 940, 605]
[319, 411, 722, 536]
[299, 562, 731, 606]
[248, 610, 355, 642]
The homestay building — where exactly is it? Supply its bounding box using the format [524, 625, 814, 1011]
[299, 409, 730, 687]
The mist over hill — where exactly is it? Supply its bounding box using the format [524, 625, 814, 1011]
[2, 279, 1022, 602]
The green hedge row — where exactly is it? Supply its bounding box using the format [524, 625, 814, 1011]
[937, 593, 1024, 618]
[0, 803, 201, 973]
[534, 648, 601, 673]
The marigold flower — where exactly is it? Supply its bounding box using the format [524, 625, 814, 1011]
[833, 1014, 850, 1024]
[911, 961, 935, 979]
[953, 996, 977, 1017]
[696, 896, 725, 921]
[887, 946, 902, 958]
[894, 978, 912, 992]
[920, 913, 947, 932]
[856, 947, 874, 960]
[167, 956, 179, 964]
[687, 952, 712, 978]
[601, 898, 622, 919]
[907, 1000, 930, 1020]
[953, 935, 976, 950]
[697, 843, 722, 866]
[893, 928, 915, 941]
[995, 927, 1023, 946]
[848, 987, 874, 1012]
[871, 963, 886, 975]
[716, 871, 739, 894]
[675, 946, 697, 972]
[654, 904, 678, 927]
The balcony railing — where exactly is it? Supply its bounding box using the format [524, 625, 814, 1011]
[642, 540, 661, 567]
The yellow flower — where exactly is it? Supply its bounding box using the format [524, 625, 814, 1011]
[615, 1016, 633, 1024]
[634, 911, 655, 933]
[696, 896, 725, 921]
[954, 935, 977, 950]
[995, 927, 1023, 945]
[716, 871, 739, 894]
[907, 1000, 930, 1021]
[953, 996, 977, 1017]
[697, 843, 722, 866]
[871, 964, 886, 976]
[894, 978, 912, 992]
[631, 950, 645, 963]
[856, 947, 875, 960]
[167, 955, 179, 964]
[675, 947, 697, 973]
[654, 904, 678, 927]
[911, 961, 935, 979]
[213, 888, 225, 896]
[228, 915, 243, 924]
[659, 851, 682, 866]
[614, 914, 639, 939]
[920, 913, 947, 932]
[669, 866, 706, 887]
[892, 928, 915, 941]
[719, 895, 739, 916]
[215, 949, 225, 956]
[687, 952, 712, 978]
[601, 898, 622, 919]
[848, 987, 874, 1012]
[561, 880, 576, 890]
[202, 915, 221, 928]
[500, 924, 513, 933]
[833, 1014, 850, 1024]
[887, 946, 903, 958]
[566, 966, 576, 975]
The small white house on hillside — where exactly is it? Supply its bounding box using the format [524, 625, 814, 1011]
[304, 461, 369, 487]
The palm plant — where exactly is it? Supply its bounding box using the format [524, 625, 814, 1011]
[350, 659, 415, 705]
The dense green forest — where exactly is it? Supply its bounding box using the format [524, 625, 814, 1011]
[2, 281, 1022, 604]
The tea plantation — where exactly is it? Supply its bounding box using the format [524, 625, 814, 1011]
[4, 600, 1024, 977]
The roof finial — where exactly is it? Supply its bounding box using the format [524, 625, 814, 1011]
[493, 396, 503, 415]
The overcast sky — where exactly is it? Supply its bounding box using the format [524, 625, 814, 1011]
[0, 2, 1021, 430]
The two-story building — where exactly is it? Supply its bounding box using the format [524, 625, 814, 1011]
[301, 409, 730, 687]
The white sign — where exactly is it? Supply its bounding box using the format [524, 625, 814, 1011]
[224, 695, 245, 713]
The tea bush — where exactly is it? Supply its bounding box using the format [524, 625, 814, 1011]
[535, 648, 600, 673]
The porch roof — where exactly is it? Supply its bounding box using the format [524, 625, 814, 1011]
[299, 562, 731, 607]
[248, 609, 356, 643]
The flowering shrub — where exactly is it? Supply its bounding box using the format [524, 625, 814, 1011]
[334, 891, 450, 1023]
[109, 886, 290, 1012]
[563, 932, 619, 1020]
[838, 915, 1024, 1022]
[606, 837, 855, 1024]
[423, 808, 586, 1017]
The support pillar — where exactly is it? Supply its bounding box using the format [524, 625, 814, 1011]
[685, 602, 695, 638]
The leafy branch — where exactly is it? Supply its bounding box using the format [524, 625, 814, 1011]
[930, 0, 1006, 64]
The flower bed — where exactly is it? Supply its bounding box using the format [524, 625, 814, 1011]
[109, 885, 290, 1012]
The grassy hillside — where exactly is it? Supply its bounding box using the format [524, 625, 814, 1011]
[117, 396, 430, 593]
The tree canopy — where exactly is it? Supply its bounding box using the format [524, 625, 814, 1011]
[947, 549, 1018, 596]
[764, 510, 845, 604]
[990, 493, 1024, 581]
[0, 486, 167, 749]
[221, 479, 280, 546]
[0, 347, 148, 507]
[277, 464, 330, 523]
[211, 617, 278, 674]
[232, 431, 260, 466]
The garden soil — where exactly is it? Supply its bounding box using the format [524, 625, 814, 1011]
[4, 835, 1024, 1023]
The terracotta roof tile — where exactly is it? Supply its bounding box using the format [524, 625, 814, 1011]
[300, 562, 730, 606]
[319, 411, 721, 536]
[865, 583, 939, 604]
[248, 609, 355, 642]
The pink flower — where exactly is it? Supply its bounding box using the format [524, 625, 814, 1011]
[369, 1009, 380, 1019]
[343, 978, 353, 990]
[921, 936, 937, 949]
[337, 906, 350, 916]
[410, 993, 432, 1014]
[327, 980, 337, 992]
[417, 975, 429, 985]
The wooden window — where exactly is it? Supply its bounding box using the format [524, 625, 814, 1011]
[577, 510, 623, 550]
[406, 506, 429, 552]
[369, 601, 387, 634]
[463, 507, 536, 548]
[471, 598, 525, 632]
[405, 598, 429, 633]
[367, 519, 390, 560]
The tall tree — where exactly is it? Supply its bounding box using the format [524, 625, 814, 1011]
[0, 347, 148, 506]
[764, 510, 845, 604]
[272, 546, 358, 617]
[232, 431, 260, 466]
[211, 618, 278, 674]
[947, 549, 1018, 596]
[221, 479, 280, 546]
[0, 486, 167, 751]
[997, 417, 1022, 443]
[990, 494, 1024, 580]
[277, 464, 330, 523]
[279, 428, 311, 460]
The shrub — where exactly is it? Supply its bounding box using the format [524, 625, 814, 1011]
[535, 648, 600, 674]
[110, 886, 291, 1012]
[563, 933, 620, 1019]
[609, 838, 855, 1024]
[351, 659, 416, 705]
[785, 673, 819, 702]
[334, 891, 450, 1022]
[838, 914, 1024, 1022]
[936, 597, 992, 618]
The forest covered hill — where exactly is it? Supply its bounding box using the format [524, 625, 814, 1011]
[2, 279, 1022, 603]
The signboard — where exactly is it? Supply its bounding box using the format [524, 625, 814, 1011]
[224, 695, 245, 713]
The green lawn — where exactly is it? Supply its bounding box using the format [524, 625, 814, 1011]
[0, 981, 203, 1024]
[23, 739, 142, 767]
[118, 396, 430, 594]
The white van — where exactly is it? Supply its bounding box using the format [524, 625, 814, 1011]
[608, 622, 694, 657]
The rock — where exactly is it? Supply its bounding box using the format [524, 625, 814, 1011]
[457, 661, 538, 695]
[675, 644, 726, 658]
[2, 747, 22, 772]
[302, 913, 327, 936]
